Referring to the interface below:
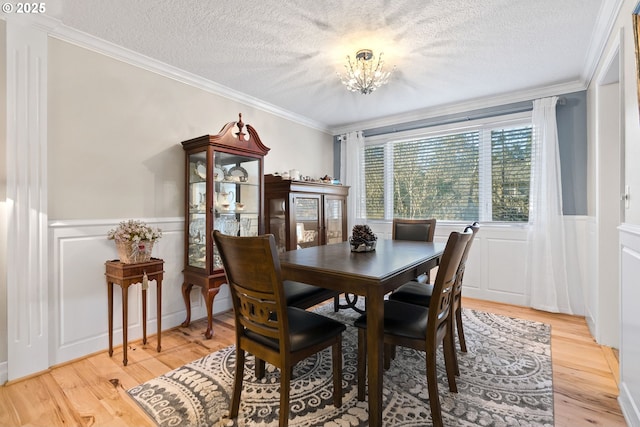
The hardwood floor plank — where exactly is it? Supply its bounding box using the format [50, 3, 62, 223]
[0, 301, 628, 426]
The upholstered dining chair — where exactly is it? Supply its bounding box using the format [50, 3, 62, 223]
[284, 280, 339, 310]
[389, 223, 479, 367]
[392, 218, 437, 282]
[354, 229, 472, 427]
[392, 218, 436, 241]
[213, 230, 346, 427]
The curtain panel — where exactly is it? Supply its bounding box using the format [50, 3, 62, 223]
[340, 131, 364, 231]
[526, 96, 575, 314]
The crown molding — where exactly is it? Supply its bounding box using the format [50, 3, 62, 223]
[5, 14, 331, 134]
[581, 0, 625, 85]
[330, 79, 586, 135]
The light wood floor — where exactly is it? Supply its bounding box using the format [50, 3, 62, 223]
[0, 297, 627, 426]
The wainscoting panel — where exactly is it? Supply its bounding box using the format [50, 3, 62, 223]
[484, 237, 528, 296]
[49, 218, 231, 366]
[367, 219, 587, 311]
[618, 223, 640, 427]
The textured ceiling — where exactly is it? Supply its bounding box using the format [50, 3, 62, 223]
[48, 0, 616, 130]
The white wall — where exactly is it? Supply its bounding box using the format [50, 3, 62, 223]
[619, 224, 640, 427]
[47, 38, 334, 220]
[0, 19, 7, 378]
[587, 0, 640, 425]
[48, 219, 213, 365]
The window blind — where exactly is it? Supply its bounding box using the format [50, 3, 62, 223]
[491, 126, 532, 221]
[360, 113, 532, 222]
[391, 132, 480, 220]
[363, 145, 385, 219]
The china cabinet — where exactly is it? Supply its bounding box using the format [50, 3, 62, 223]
[181, 114, 269, 338]
[264, 175, 349, 253]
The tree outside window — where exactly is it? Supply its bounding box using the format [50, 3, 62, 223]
[361, 117, 532, 222]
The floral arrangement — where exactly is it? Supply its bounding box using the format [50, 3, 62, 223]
[350, 224, 377, 252]
[107, 219, 162, 243]
[108, 220, 162, 263]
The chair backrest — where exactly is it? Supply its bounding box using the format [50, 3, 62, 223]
[426, 229, 472, 344]
[212, 230, 291, 351]
[392, 218, 436, 242]
[453, 223, 480, 300]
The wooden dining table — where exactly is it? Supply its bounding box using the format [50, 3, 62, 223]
[279, 239, 445, 427]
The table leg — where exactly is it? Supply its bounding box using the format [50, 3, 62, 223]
[181, 282, 193, 327]
[367, 289, 384, 427]
[157, 279, 162, 352]
[142, 287, 148, 345]
[108, 281, 113, 357]
[122, 284, 128, 366]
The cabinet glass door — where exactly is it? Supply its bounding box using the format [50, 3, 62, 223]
[213, 151, 260, 270]
[325, 196, 345, 245]
[268, 197, 287, 253]
[187, 151, 207, 269]
[294, 196, 321, 249]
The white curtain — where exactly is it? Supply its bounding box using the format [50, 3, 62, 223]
[340, 131, 364, 231]
[526, 96, 573, 314]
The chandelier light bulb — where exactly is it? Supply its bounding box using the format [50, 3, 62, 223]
[338, 49, 395, 95]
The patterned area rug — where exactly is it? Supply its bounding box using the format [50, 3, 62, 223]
[128, 302, 553, 426]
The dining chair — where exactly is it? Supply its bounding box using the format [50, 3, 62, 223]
[284, 280, 339, 310]
[392, 218, 436, 241]
[213, 230, 346, 427]
[392, 218, 437, 282]
[354, 228, 472, 427]
[389, 223, 479, 365]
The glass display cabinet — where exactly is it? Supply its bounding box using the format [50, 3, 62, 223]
[264, 175, 349, 253]
[181, 114, 269, 338]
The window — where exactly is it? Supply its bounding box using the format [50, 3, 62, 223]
[361, 113, 532, 222]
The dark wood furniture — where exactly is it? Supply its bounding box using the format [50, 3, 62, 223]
[354, 230, 472, 427]
[392, 218, 437, 282]
[105, 258, 164, 366]
[279, 239, 445, 427]
[213, 231, 346, 427]
[392, 218, 436, 241]
[180, 114, 269, 339]
[264, 175, 349, 253]
[265, 176, 349, 310]
[390, 223, 480, 373]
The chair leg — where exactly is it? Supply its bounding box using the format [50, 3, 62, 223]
[447, 313, 460, 377]
[279, 366, 291, 427]
[384, 343, 393, 370]
[357, 328, 366, 401]
[443, 335, 458, 393]
[332, 338, 343, 408]
[425, 349, 443, 427]
[333, 294, 340, 312]
[255, 357, 265, 379]
[230, 348, 245, 418]
[456, 306, 467, 352]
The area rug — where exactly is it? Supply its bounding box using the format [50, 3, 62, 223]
[128, 301, 553, 426]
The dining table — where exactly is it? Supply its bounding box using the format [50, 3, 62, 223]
[279, 238, 445, 427]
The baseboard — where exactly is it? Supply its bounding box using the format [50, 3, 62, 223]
[0, 361, 7, 384]
[618, 381, 640, 427]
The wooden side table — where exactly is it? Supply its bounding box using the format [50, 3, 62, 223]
[105, 257, 164, 366]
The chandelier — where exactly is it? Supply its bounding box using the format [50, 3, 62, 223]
[339, 49, 395, 95]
